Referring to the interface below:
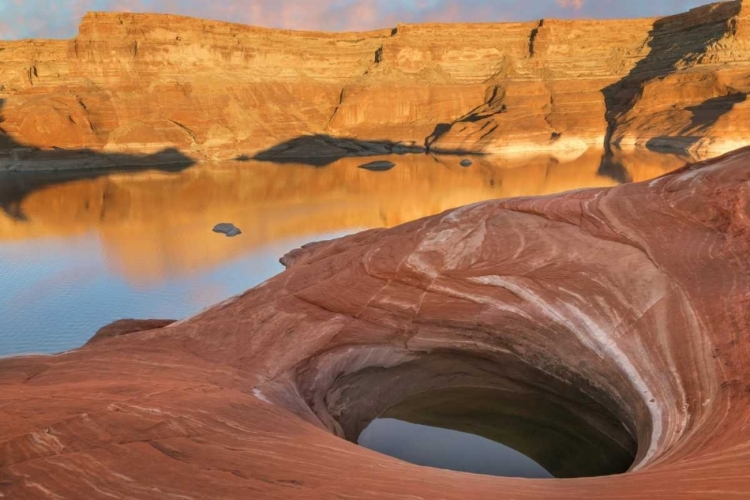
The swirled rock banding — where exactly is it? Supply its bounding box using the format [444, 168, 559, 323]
[0, 147, 748, 498]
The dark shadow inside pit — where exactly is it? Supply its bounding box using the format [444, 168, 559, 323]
[306, 350, 641, 480]
[355, 386, 635, 479]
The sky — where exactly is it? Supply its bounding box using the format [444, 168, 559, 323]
[0, 0, 715, 40]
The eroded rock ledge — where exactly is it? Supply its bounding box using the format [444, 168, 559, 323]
[2, 1, 750, 168]
[0, 147, 748, 498]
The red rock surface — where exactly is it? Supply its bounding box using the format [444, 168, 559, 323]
[0, 146, 748, 498]
[1, 1, 750, 168]
[85, 319, 176, 345]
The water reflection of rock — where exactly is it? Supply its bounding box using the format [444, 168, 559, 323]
[375, 387, 633, 478]
[0, 149, 688, 282]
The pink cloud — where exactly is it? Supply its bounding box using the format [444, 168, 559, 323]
[0, 0, 713, 40]
[557, 0, 584, 9]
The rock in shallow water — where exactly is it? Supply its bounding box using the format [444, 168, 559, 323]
[358, 160, 396, 172]
[212, 222, 242, 237]
[1, 149, 749, 499]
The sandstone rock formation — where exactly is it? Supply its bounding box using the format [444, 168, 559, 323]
[358, 160, 396, 171]
[0, 146, 748, 498]
[85, 319, 175, 345]
[1, 1, 750, 168]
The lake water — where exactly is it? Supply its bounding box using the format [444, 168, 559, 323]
[0, 149, 688, 357]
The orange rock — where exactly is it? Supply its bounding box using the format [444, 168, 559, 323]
[1, 2, 750, 168]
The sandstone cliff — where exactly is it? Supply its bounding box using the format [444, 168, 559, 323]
[1, 1, 750, 168]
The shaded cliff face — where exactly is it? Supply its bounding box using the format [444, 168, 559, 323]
[1, 1, 750, 168]
[0, 145, 748, 499]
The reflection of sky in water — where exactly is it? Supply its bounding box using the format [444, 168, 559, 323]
[359, 418, 553, 479]
[0, 151, 688, 357]
[0, 229, 355, 356]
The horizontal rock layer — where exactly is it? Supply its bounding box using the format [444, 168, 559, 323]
[1, 1, 750, 168]
[0, 145, 748, 498]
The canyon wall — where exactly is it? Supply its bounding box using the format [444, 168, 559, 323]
[0, 1, 750, 168]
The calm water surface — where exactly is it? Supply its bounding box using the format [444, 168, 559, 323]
[357, 385, 636, 478]
[359, 418, 553, 478]
[0, 149, 688, 357]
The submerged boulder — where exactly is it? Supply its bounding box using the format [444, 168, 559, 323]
[212, 222, 242, 237]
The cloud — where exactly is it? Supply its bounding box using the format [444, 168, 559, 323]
[557, 0, 584, 9]
[0, 0, 713, 40]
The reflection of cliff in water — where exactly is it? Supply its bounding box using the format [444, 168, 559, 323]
[0, 148, 689, 283]
[0, 98, 195, 201]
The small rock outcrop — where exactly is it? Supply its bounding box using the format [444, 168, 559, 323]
[212, 222, 242, 237]
[86, 319, 176, 345]
[358, 160, 396, 171]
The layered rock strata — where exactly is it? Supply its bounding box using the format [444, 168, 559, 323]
[0, 146, 748, 498]
[1, 1, 750, 168]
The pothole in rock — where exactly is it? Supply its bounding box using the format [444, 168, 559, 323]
[355, 387, 636, 479]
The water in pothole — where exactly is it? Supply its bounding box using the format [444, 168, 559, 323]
[359, 418, 553, 478]
[356, 387, 636, 479]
